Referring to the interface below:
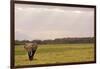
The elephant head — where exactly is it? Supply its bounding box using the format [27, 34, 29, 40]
[24, 42, 38, 61]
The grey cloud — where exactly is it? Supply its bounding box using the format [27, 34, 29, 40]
[15, 4, 94, 40]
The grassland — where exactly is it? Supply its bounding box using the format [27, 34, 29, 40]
[15, 43, 94, 66]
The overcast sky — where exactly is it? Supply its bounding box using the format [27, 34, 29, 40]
[15, 4, 94, 40]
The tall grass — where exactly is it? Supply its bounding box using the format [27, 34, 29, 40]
[15, 43, 94, 66]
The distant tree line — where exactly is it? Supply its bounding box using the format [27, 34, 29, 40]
[15, 37, 94, 45]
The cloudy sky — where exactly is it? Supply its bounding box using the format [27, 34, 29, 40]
[15, 4, 94, 40]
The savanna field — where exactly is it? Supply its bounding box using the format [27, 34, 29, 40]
[15, 43, 94, 66]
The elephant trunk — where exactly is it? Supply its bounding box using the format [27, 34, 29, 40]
[28, 51, 33, 61]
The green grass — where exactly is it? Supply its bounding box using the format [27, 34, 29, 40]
[15, 43, 94, 66]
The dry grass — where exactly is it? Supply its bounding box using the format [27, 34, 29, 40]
[15, 43, 94, 66]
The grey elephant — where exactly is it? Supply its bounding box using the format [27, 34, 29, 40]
[24, 42, 38, 61]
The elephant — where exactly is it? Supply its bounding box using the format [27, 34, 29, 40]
[24, 42, 38, 61]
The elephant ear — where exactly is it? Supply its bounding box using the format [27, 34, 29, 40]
[24, 44, 27, 50]
[24, 43, 29, 51]
[24, 43, 33, 51]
